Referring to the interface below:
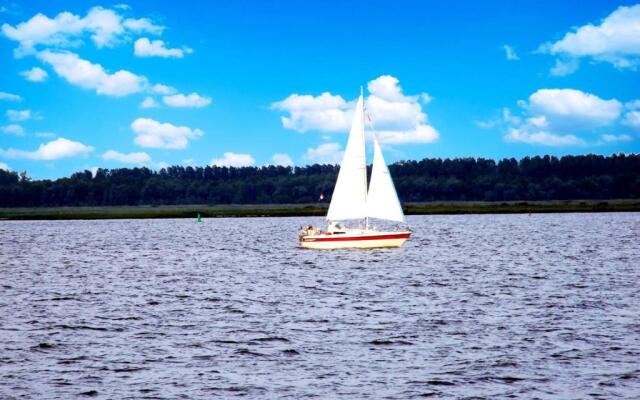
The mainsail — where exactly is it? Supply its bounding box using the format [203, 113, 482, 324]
[365, 137, 405, 223]
[326, 92, 367, 221]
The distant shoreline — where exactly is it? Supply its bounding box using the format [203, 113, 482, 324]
[0, 200, 638, 220]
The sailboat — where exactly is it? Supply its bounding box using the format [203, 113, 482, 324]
[299, 88, 411, 249]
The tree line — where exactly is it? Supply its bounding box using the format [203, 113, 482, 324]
[0, 153, 638, 207]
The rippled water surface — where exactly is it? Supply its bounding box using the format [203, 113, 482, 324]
[1, 213, 639, 399]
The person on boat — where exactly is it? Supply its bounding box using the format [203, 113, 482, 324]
[328, 221, 344, 233]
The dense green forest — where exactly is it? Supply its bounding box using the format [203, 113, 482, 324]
[0, 154, 638, 207]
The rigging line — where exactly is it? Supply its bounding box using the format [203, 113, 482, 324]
[365, 107, 379, 142]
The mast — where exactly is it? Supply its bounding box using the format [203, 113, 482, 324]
[361, 85, 369, 230]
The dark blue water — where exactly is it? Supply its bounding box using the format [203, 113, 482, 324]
[1, 213, 639, 399]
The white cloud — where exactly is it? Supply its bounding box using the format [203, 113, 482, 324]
[131, 118, 203, 149]
[20, 66, 48, 82]
[368, 75, 425, 103]
[540, 4, 640, 72]
[0, 92, 22, 101]
[7, 109, 31, 122]
[272, 75, 439, 144]
[134, 38, 192, 58]
[36, 132, 56, 138]
[625, 99, 640, 110]
[475, 119, 498, 129]
[374, 125, 439, 144]
[503, 45, 519, 61]
[271, 153, 293, 166]
[162, 93, 211, 108]
[600, 133, 633, 143]
[0, 162, 10, 171]
[210, 152, 255, 167]
[140, 96, 158, 108]
[550, 58, 579, 76]
[420, 93, 433, 104]
[151, 83, 176, 95]
[38, 50, 146, 97]
[528, 89, 621, 127]
[122, 18, 163, 35]
[303, 142, 343, 164]
[1, 124, 25, 136]
[0, 137, 93, 160]
[623, 111, 640, 129]
[271, 92, 352, 132]
[476, 108, 522, 130]
[1, 6, 164, 55]
[495, 88, 631, 147]
[505, 128, 586, 146]
[113, 4, 131, 10]
[102, 149, 151, 164]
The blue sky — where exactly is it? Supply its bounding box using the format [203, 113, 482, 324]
[0, 0, 639, 179]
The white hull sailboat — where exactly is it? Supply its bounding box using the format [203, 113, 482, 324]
[299, 88, 411, 250]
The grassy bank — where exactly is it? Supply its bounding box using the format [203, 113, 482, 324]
[0, 200, 638, 220]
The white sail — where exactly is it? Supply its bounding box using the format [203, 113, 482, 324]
[326, 92, 368, 221]
[365, 137, 405, 223]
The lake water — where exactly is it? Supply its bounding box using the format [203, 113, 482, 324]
[1, 213, 639, 399]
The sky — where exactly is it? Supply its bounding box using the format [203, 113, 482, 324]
[0, 0, 639, 179]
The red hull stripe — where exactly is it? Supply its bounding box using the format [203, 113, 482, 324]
[304, 233, 410, 242]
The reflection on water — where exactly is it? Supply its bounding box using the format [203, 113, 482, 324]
[0, 213, 639, 398]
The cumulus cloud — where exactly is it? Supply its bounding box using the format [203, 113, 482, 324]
[102, 149, 151, 164]
[134, 38, 192, 58]
[622, 111, 640, 129]
[131, 118, 203, 149]
[1, 6, 164, 55]
[1, 124, 25, 136]
[550, 58, 579, 76]
[38, 50, 146, 97]
[6, 109, 32, 122]
[490, 88, 630, 147]
[0, 92, 22, 101]
[140, 96, 158, 108]
[625, 99, 640, 110]
[600, 133, 633, 143]
[210, 152, 255, 167]
[0, 137, 93, 160]
[503, 45, 519, 61]
[20, 66, 48, 82]
[162, 93, 211, 108]
[271, 92, 352, 132]
[303, 142, 344, 164]
[151, 84, 176, 95]
[374, 125, 439, 144]
[505, 128, 586, 146]
[527, 89, 622, 128]
[0, 162, 10, 171]
[540, 4, 640, 72]
[272, 75, 439, 145]
[271, 153, 293, 167]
